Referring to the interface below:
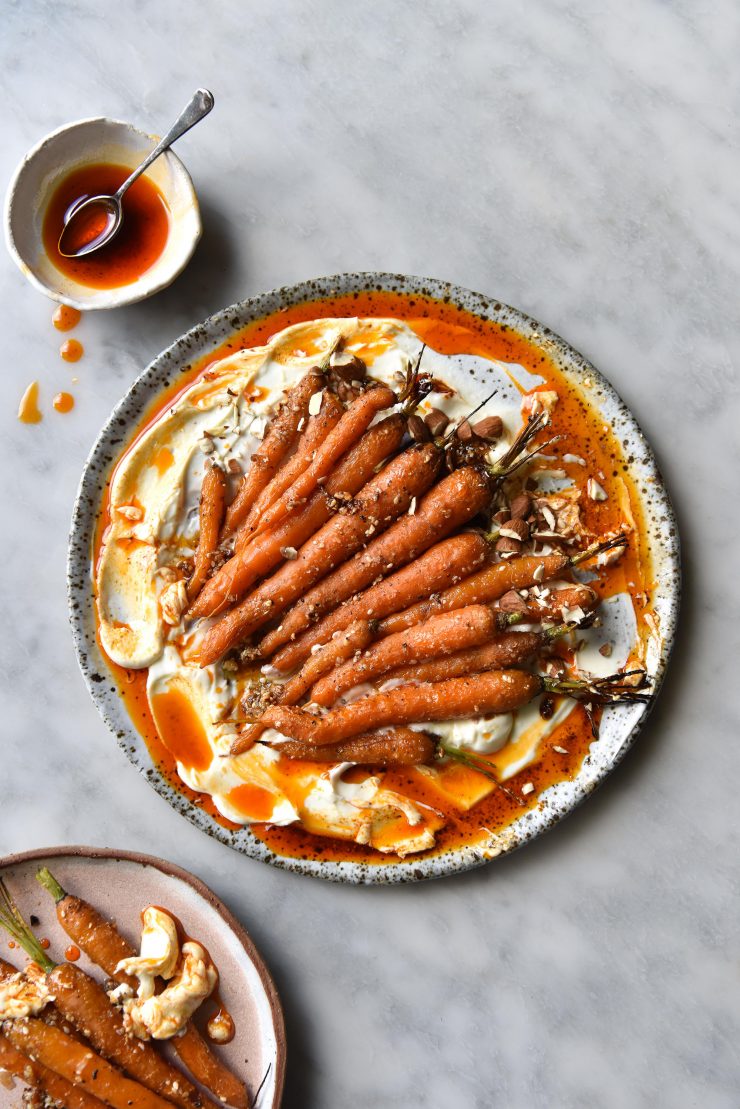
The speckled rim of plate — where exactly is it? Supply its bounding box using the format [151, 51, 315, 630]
[0, 845, 286, 1108]
[67, 272, 680, 885]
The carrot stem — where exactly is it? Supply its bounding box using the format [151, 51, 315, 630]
[398, 345, 433, 413]
[543, 622, 574, 641]
[437, 744, 526, 806]
[569, 533, 628, 566]
[36, 866, 66, 903]
[543, 668, 651, 703]
[485, 411, 561, 482]
[0, 878, 55, 972]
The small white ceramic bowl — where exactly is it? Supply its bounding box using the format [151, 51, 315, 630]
[4, 116, 202, 310]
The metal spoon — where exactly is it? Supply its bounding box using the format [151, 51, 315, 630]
[58, 88, 214, 258]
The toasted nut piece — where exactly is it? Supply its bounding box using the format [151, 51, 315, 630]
[498, 589, 530, 616]
[495, 535, 522, 554]
[501, 517, 530, 541]
[456, 420, 476, 443]
[471, 415, 503, 440]
[545, 658, 566, 678]
[227, 458, 242, 475]
[407, 413, 430, 442]
[509, 493, 532, 519]
[336, 381, 361, 403]
[330, 351, 367, 381]
[425, 407, 450, 437]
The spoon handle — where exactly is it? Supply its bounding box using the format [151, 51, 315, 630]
[115, 88, 214, 200]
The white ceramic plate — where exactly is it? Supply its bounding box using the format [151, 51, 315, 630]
[0, 845, 285, 1107]
[67, 273, 680, 883]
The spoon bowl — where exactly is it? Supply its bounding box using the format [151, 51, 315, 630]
[58, 194, 121, 257]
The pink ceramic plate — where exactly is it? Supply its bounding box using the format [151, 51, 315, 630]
[0, 846, 285, 1108]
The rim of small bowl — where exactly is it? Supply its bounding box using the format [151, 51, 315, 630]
[67, 271, 681, 884]
[4, 115, 202, 310]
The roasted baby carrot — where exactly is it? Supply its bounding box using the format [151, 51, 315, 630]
[235, 391, 344, 542]
[265, 530, 490, 670]
[378, 536, 626, 637]
[281, 620, 375, 704]
[231, 621, 374, 755]
[197, 444, 441, 666]
[189, 414, 405, 619]
[36, 870, 138, 990]
[0, 887, 213, 1109]
[265, 467, 494, 672]
[49, 963, 212, 1109]
[510, 582, 598, 622]
[248, 383, 397, 538]
[273, 727, 436, 766]
[36, 870, 248, 1109]
[259, 669, 542, 744]
[382, 630, 543, 685]
[223, 367, 323, 536]
[167, 1031, 249, 1108]
[2, 955, 207, 1109]
[187, 463, 227, 603]
[310, 604, 501, 706]
[2, 1018, 174, 1109]
[377, 551, 571, 637]
[0, 1033, 107, 1109]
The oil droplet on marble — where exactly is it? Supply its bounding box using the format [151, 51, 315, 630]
[60, 338, 84, 362]
[52, 304, 82, 331]
[18, 382, 42, 424]
[53, 391, 75, 413]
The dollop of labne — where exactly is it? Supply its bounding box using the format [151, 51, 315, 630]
[123, 941, 217, 1041]
[116, 906, 179, 999]
[114, 906, 218, 1041]
[0, 964, 54, 1020]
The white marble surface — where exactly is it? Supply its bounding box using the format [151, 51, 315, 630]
[1, 2, 739, 1106]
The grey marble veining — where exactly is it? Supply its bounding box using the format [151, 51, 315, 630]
[1, 2, 739, 1106]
